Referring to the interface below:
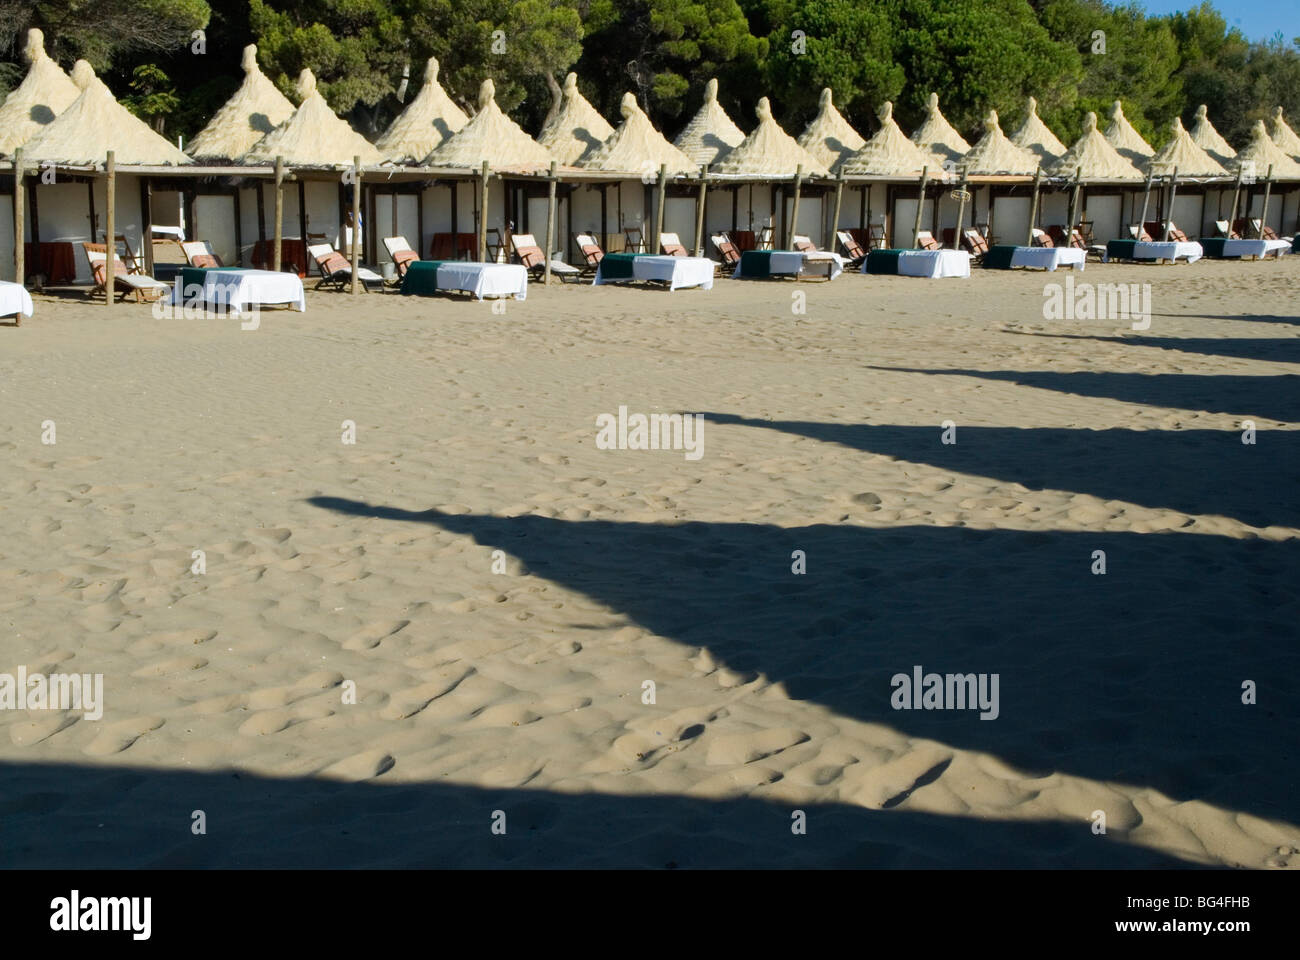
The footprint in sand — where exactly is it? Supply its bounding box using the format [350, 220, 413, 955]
[83, 717, 164, 756]
[319, 749, 394, 781]
[380, 668, 475, 719]
[9, 713, 79, 747]
[343, 619, 410, 651]
[130, 655, 208, 678]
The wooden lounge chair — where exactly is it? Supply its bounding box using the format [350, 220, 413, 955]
[1143, 221, 1189, 242]
[575, 234, 604, 275]
[510, 233, 581, 283]
[307, 242, 385, 292]
[915, 230, 941, 251]
[82, 243, 169, 303]
[961, 228, 990, 262]
[659, 232, 689, 256]
[623, 227, 644, 253]
[1031, 228, 1054, 248]
[711, 233, 741, 272]
[181, 240, 225, 269]
[837, 230, 867, 267]
[792, 235, 818, 253]
[1236, 218, 1279, 240]
[383, 236, 420, 280]
[1128, 224, 1155, 242]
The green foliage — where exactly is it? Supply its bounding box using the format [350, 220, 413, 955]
[0, 0, 212, 71]
[121, 63, 181, 132]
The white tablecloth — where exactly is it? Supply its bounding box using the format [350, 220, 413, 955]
[731, 250, 845, 280]
[176, 269, 306, 312]
[597, 255, 715, 290]
[1216, 238, 1291, 258]
[1128, 241, 1203, 263]
[1009, 246, 1086, 271]
[0, 281, 34, 318]
[882, 249, 972, 278]
[800, 251, 846, 280]
[151, 225, 186, 241]
[436, 262, 528, 300]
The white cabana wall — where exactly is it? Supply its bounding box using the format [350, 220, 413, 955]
[1170, 192, 1203, 236]
[193, 193, 238, 265]
[891, 195, 934, 246]
[1082, 193, 1123, 241]
[19, 174, 146, 284]
[0, 194, 13, 281]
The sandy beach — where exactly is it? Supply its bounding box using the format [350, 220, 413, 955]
[1, 258, 1297, 868]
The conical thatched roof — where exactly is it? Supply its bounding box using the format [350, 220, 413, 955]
[797, 88, 865, 172]
[1146, 116, 1226, 177]
[187, 45, 295, 162]
[673, 78, 745, 167]
[536, 72, 612, 166]
[1233, 120, 1300, 179]
[245, 69, 380, 165]
[710, 96, 828, 177]
[1104, 100, 1153, 165]
[1270, 106, 1300, 160]
[425, 77, 553, 171]
[0, 29, 81, 157]
[1050, 111, 1142, 180]
[581, 91, 694, 175]
[1010, 96, 1066, 163]
[375, 57, 468, 164]
[962, 109, 1039, 175]
[909, 93, 970, 164]
[841, 101, 940, 176]
[1189, 104, 1235, 166]
[22, 60, 190, 165]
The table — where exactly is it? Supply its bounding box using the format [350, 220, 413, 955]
[1104, 239, 1203, 263]
[594, 253, 714, 290]
[864, 249, 969, 278]
[251, 238, 309, 278]
[1199, 238, 1291, 259]
[734, 250, 844, 280]
[983, 246, 1085, 271]
[0, 280, 34, 323]
[172, 268, 305, 312]
[23, 242, 77, 284]
[400, 260, 528, 300]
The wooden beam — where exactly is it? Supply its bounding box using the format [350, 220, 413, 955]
[350, 156, 361, 295]
[653, 163, 668, 253]
[104, 151, 115, 307]
[1162, 167, 1179, 241]
[140, 176, 154, 275]
[12, 149, 23, 287]
[478, 161, 489, 261]
[787, 165, 803, 249]
[912, 167, 930, 248]
[1026, 165, 1042, 245]
[543, 160, 557, 284]
[693, 165, 709, 257]
[273, 157, 284, 272]
[828, 171, 844, 252]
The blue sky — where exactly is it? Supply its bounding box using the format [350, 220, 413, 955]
[1138, 0, 1299, 45]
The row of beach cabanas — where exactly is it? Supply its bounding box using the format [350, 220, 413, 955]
[2, 28, 1299, 286]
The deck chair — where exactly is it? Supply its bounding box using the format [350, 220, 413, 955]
[83, 243, 169, 302]
[711, 233, 741, 272]
[1239, 218, 1279, 240]
[1128, 224, 1154, 242]
[837, 230, 867, 267]
[181, 240, 224, 269]
[1144, 221, 1188, 242]
[961, 228, 990, 262]
[575, 234, 604, 274]
[1031, 228, 1055, 248]
[510, 233, 581, 283]
[915, 230, 941, 251]
[307, 242, 385, 292]
[623, 227, 644, 253]
[867, 224, 887, 251]
[792, 235, 818, 253]
[659, 231, 689, 256]
[757, 225, 775, 250]
[383, 236, 420, 279]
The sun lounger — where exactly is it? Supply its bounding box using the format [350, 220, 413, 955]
[510, 233, 582, 283]
[711, 233, 742, 271]
[307, 242, 385, 292]
[915, 230, 941, 251]
[575, 234, 604, 273]
[836, 230, 867, 267]
[659, 232, 689, 256]
[594, 252, 714, 290]
[1142, 221, 1189, 243]
[83, 243, 170, 302]
[383, 236, 421, 279]
[962, 228, 990, 262]
[181, 241, 225, 269]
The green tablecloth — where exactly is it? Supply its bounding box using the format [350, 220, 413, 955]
[400, 260, 451, 296]
[863, 249, 905, 275]
[598, 252, 644, 280]
[179, 266, 214, 292]
[1293, 235, 1300, 254]
[1200, 238, 1231, 259]
[738, 250, 776, 278]
[981, 245, 1018, 270]
[1106, 239, 1138, 261]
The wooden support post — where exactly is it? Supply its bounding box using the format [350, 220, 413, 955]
[140, 177, 154, 275]
[104, 151, 116, 307]
[350, 156, 361, 295]
[1026, 165, 1042, 246]
[273, 157, 284, 272]
[787, 164, 803, 249]
[1067, 169, 1081, 237]
[13, 149, 23, 288]
[1227, 165, 1243, 236]
[1162, 167, 1179, 241]
[478, 161, 489, 261]
[543, 160, 557, 284]
[827, 171, 844, 252]
[1258, 164, 1275, 239]
[1137, 169, 1155, 236]
[653, 163, 668, 253]
[952, 170, 968, 250]
[912, 167, 930, 248]
[693, 166, 708, 257]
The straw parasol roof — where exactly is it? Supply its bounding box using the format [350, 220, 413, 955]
[22, 60, 191, 165]
[536, 72, 613, 165]
[1104, 100, 1153, 165]
[961, 109, 1039, 175]
[245, 69, 380, 165]
[1010, 96, 1066, 164]
[1232, 119, 1300, 179]
[375, 57, 468, 164]
[1189, 104, 1235, 166]
[1145, 116, 1226, 177]
[580, 91, 694, 176]
[187, 45, 295, 162]
[0, 29, 82, 157]
[425, 77, 553, 172]
[840, 101, 940, 176]
[710, 96, 828, 177]
[1050, 111, 1142, 180]
[909, 93, 970, 164]
[797, 87, 865, 173]
[1270, 106, 1300, 160]
[673, 78, 745, 167]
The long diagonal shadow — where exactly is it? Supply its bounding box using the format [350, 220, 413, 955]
[1002, 330, 1300, 366]
[307, 497, 1300, 834]
[702, 414, 1300, 531]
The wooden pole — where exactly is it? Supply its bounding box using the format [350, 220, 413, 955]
[1227, 165, 1243, 237]
[350, 156, 361, 295]
[693, 165, 708, 257]
[104, 151, 115, 307]
[273, 157, 284, 272]
[478, 161, 489, 261]
[12, 149, 23, 288]
[1162, 167, 1179, 241]
[787, 165, 804, 249]
[1026, 165, 1042, 246]
[141, 177, 154, 275]
[543, 160, 557, 284]
[912, 167, 930, 248]
[600, 184, 608, 255]
[1067, 168, 1081, 238]
[827, 170, 845, 252]
[653, 163, 668, 253]
[952, 169, 968, 250]
[1258, 164, 1274, 239]
[1136, 169, 1155, 237]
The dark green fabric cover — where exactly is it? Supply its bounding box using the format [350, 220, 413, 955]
[981, 245, 1019, 270]
[598, 253, 644, 280]
[400, 260, 451, 295]
[1200, 238, 1231, 259]
[1106, 239, 1138, 261]
[737, 250, 776, 277]
[863, 249, 905, 274]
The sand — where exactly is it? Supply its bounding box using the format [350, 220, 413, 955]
[0, 258, 1297, 868]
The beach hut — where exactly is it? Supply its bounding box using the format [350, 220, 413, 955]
[1010, 97, 1066, 165]
[0, 29, 81, 158]
[1104, 100, 1154, 167]
[1144, 117, 1227, 237]
[1231, 120, 1300, 237]
[1270, 107, 1300, 161]
[674, 78, 745, 168]
[1190, 104, 1235, 167]
[910, 93, 970, 167]
[960, 110, 1044, 244]
[188, 45, 295, 163]
[375, 57, 468, 164]
[1050, 112, 1142, 243]
[537, 72, 613, 166]
[797, 88, 865, 173]
[964, 110, 1038, 176]
[841, 102, 943, 247]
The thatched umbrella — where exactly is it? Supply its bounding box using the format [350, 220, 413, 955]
[245, 69, 380, 166]
[910, 93, 970, 165]
[581, 91, 693, 176]
[375, 57, 468, 164]
[425, 78, 553, 172]
[797, 88, 865, 173]
[1146, 116, 1225, 178]
[1050, 112, 1142, 180]
[188, 45, 295, 162]
[1270, 106, 1300, 161]
[1233, 120, 1300, 180]
[536, 72, 612, 166]
[711, 97, 828, 177]
[962, 109, 1039, 175]
[1010, 96, 1066, 165]
[23, 60, 190, 165]
[1104, 100, 1154, 166]
[841, 102, 938, 176]
[0, 29, 81, 157]
[1189, 105, 1235, 167]
[673, 78, 745, 167]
